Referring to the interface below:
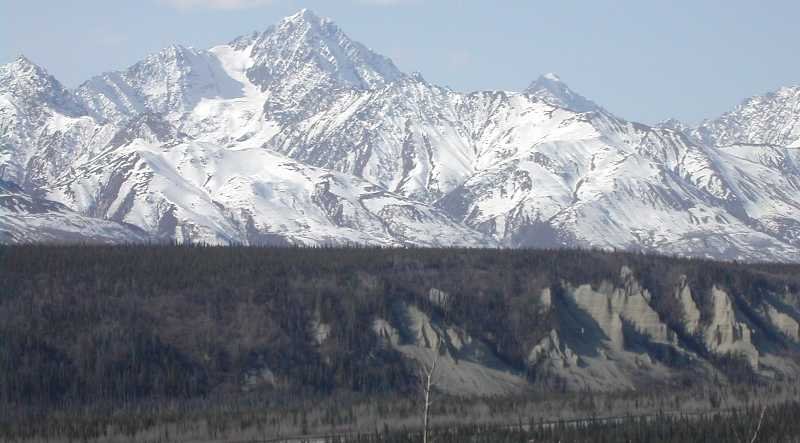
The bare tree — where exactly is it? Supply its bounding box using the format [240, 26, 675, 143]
[750, 405, 767, 443]
[420, 342, 442, 443]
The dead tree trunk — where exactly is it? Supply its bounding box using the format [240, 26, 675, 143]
[750, 405, 767, 443]
[421, 344, 441, 443]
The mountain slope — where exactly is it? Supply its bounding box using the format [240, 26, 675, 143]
[0, 179, 148, 243]
[439, 109, 800, 260]
[50, 126, 493, 246]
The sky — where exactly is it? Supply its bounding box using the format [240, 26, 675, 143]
[2, 0, 798, 124]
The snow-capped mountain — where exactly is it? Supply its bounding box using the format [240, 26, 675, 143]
[3, 10, 800, 260]
[691, 86, 800, 148]
[76, 45, 236, 125]
[0, 56, 114, 190]
[234, 8, 403, 126]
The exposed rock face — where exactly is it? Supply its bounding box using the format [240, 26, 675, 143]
[521, 267, 688, 391]
[540, 287, 553, 311]
[764, 304, 799, 342]
[242, 366, 277, 392]
[528, 329, 580, 369]
[520, 267, 800, 391]
[312, 316, 331, 345]
[675, 276, 702, 334]
[568, 267, 674, 350]
[372, 318, 401, 346]
[428, 288, 449, 309]
[702, 286, 759, 367]
[373, 303, 528, 396]
[240, 353, 282, 392]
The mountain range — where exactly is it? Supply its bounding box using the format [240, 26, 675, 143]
[3, 9, 800, 261]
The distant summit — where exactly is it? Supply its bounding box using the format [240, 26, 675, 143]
[525, 73, 602, 113]
[690, 85, 800, 148]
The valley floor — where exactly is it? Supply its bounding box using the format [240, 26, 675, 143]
[3, 382, 800, 442]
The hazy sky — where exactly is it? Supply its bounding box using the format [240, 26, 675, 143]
[2, 0, 798, 124]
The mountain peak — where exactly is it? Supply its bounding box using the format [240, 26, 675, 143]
[284, 8, 324, 25]
[275, 8, 334, 36]
[410, 71, 426, 83]
[13, 54, 34, 66]
[525, 73, 601, 113]
[3, 54, 47, 78]
[656, 118, 689, 133]
[147, 44, 201, 63]
[692, 85, 800, 147]
[0, 55, 82, 115]
[0, 55, 61, 92]
[164, 43, 190, 53]
[236, 9, 404, 94]
[540, 72, 562, 83]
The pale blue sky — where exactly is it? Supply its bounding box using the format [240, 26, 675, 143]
[2, 0, 798, 124]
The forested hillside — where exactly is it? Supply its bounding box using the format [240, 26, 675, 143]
[1, 246, 800, 441]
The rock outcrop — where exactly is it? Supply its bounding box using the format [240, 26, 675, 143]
[702, 286, 759, 367]
[675, 276, 702, 334]
[373, 303, 528, 396]
[763, 304, 799, 342]
[568, 267, 675, 349]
